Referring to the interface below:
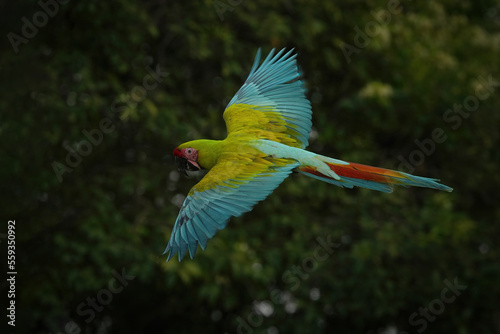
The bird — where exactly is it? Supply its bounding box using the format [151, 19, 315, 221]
[164, 48, 452, 261]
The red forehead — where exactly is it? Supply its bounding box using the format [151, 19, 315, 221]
[173, 148, 182, 157]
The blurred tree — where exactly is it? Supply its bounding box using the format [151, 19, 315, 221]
[1, 0, 499, 333]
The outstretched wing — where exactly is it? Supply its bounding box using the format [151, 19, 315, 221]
[164, 154, 299, 261]
[223, 48, 312, 149]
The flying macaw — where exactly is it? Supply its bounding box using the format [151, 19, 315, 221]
[164, 48, 452, 261]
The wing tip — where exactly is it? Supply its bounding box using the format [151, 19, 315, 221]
[163, 241, 203, 262]
[249, 48, 263, 75]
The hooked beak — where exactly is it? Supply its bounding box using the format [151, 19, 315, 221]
[175, 156, 201, 175]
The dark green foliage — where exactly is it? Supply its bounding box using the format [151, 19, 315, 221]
[2, 0, 499, 333]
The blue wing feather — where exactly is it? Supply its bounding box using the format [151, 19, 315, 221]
[226, 48, 312, 149]
[164, 160, 299, 261]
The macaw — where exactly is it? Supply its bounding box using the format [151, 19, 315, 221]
[165, 48, 452, 261]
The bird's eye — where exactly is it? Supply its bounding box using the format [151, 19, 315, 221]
[186, 148, 193, 154]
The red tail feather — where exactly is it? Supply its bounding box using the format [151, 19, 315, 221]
[298, 159, 452, 192]
[327, 162, 407, 184]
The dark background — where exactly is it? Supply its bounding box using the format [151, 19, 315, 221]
[2, 0, 500, 333]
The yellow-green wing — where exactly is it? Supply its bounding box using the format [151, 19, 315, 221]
[164, 153, 299, 261]
[223, 49, 312, 148]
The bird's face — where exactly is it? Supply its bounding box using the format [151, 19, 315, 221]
[173, 147, 201, 175]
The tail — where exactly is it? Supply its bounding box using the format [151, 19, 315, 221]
[297, 156, 453, 193]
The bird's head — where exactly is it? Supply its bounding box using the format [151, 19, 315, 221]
[173, 146, 201, 175]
